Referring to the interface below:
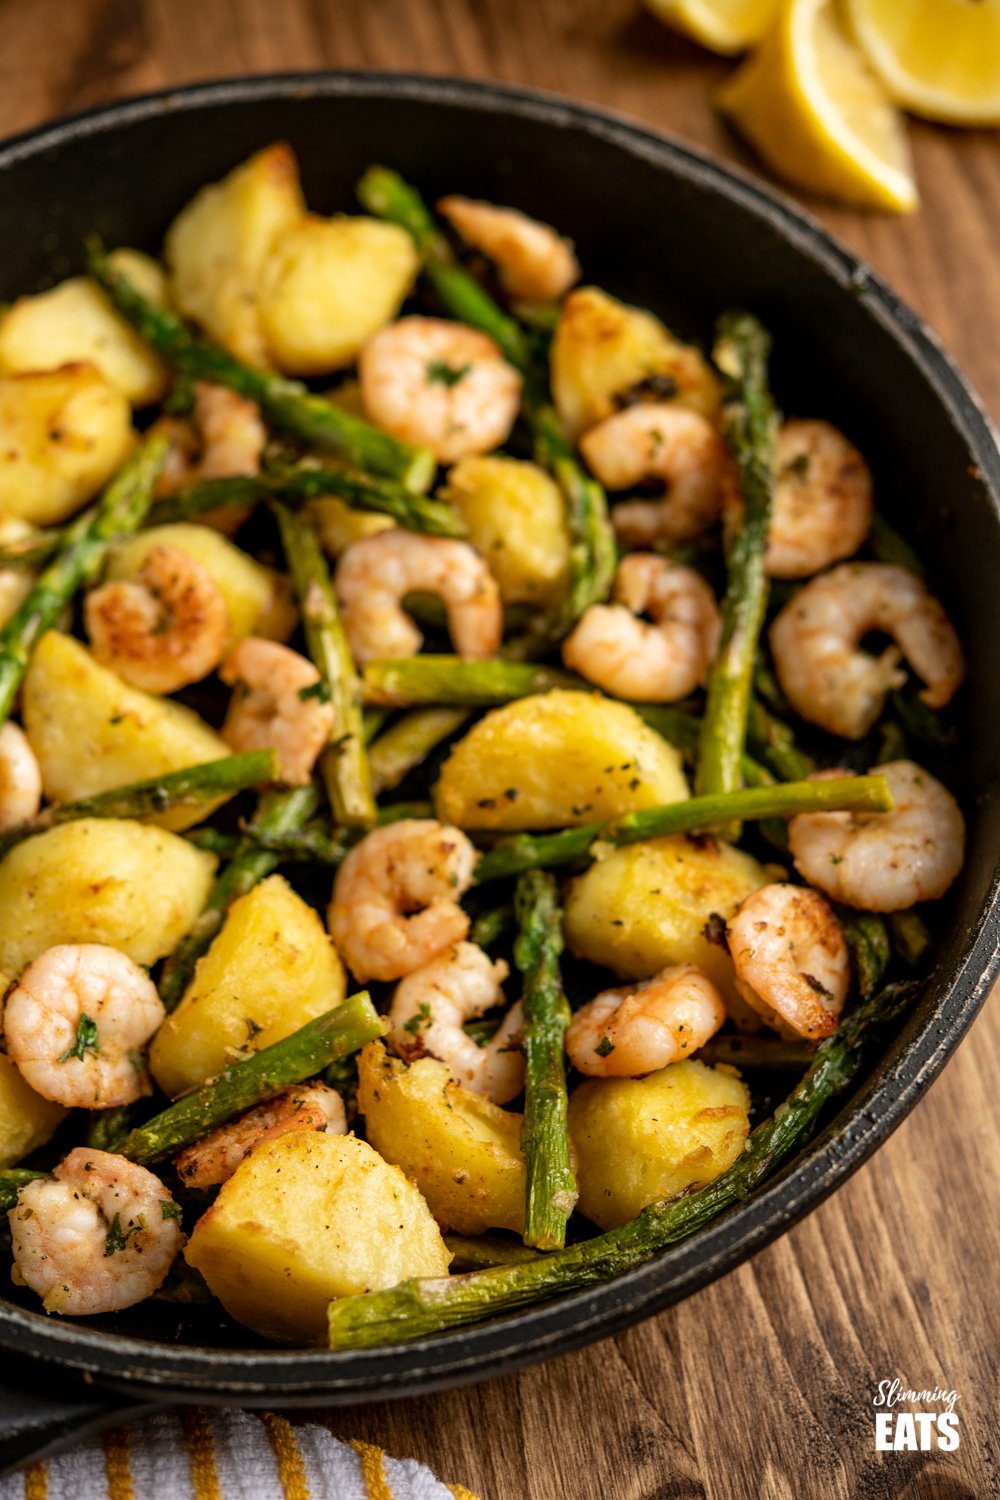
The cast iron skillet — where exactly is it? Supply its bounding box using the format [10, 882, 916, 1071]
[0, 70, 998, 1470]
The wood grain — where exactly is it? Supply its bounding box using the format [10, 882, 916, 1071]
[2, 2, 997, 1495]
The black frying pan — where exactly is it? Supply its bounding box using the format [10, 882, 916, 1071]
[0, 71, 998, 1474]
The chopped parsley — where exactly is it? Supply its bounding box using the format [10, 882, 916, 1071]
[299, 679, 332, 703]
[427, 360, 470, 388]
[160, 1200, 183, 1223]
[403, 1002, 432, 1036]
[59, 1014, 99, 1065]
[103, 1212, 140, 1256]
[594, 1036, 615, 1058]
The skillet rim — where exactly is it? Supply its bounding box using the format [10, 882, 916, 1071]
[0, 69, 997, 1401]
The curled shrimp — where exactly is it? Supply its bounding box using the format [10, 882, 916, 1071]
[335, 529, 502, 666]
[8, 1149, 182, 1315]
[328, 819, 477, 982]
[770, 563, 965, 739]
[580, 403, 732, 548]
[154, 381, 266, 536]
[221, 637, 334, 786]
[359, 316, 523, 463]
[174, 1084, 346, 1190]
[2, 944, 164, 1108]
[565, 964, 727, 1078]
[562, 553, 721, 702]
[727, 883, 849, 1042]
[789, 760, 965, 911]
[85, 543, 230, 695]
[388, 941, 525, 1104]
[0, 721, 42, 832]
[438, 196, 580, 302]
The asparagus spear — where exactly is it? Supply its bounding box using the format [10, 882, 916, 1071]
[697, 1035, 815, 1072]
[0, 1168, 47, 1210]
[888, 910, 932, 968]
[86, 1105, 134, 1153]
[696, 313, 778, 817]
[473, 773, 893, 884]
[368, 708, 471, 795]
[363, 657, 578, 708]
[0, 750, 275, 860]
[746, 699, 814, 783]
[444, 1235, 541, 1272]
[274, 503, 374, 827]
[470, 903, 515, 950]
[118, 992, 383, 1165]
[0, 436, 167, 726]
[86, 239, 436, 494]
[841, 912, 892, 999]
[327, 980, 917, 1347]
[513, 871, 577, 1250]
[157, 784, 321, 1011]
[869, 511, 924, 575]
[531, 404, 618, 631]
[233, 799, 433, 868]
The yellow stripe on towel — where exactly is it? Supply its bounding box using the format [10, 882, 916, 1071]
[102, 1425, 134, 1500]
[448, 1488, 481, 1500]
[260, 1413, 310, 1500]
[23, 1462, 48, 1500]
[349, 1439, 394, 1500]
[181, 1408, 221, 1500]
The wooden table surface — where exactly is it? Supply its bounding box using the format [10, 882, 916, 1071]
[3, 2, 998, 1496]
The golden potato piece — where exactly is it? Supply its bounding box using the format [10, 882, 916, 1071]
[441, 456, 571, 607]
[434, 689, 689, 830]
[308, 496, 393, 556]
[569, 1059, 750, 1229]
[564, 833, 771, 1004]
[260, 215, 419, 375]
[185, 1131, 451, 1344]
[150, 874, 347, 1099]
[358, 1042, 526, 1235]
[0, 250, 169, 405]
[0, 818, 216, 974]
[166, 142, 306, 367]
[22, 631, 232, 832]
[0, 365, 134, 525]
[0, 1053, 67, 1168]
[551, 286, 722, 441]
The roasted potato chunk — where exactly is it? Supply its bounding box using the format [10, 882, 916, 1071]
[441, 456, 571, 607]
[551, 286, 722, 440]
[166, 143, 306, 367]
[185, 1131, 451, 1344]
[104, 522, 296, 648]
[150, 874, 347, 1099]
[0, 818, 216, 974]
[0, 365, 134, 525]
[569, 1059, 750, 1229]
[434, 689, 689, 830]
[0, 1053, 67, 1168]
[358, 1042, 526, 1234]
[563, 833, 771, 1003]
[22, 631, 232, 832]
[308, 496, 393, 556]
[260, 215, 419, 375]
[0, 250, 168, 405]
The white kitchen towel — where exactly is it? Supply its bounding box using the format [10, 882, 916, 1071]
[0, 1407, 479, 1500]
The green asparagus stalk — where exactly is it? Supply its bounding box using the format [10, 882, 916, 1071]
[444, 1235, 542, 1272]
[118, 992, 383, 1166]
[747, 699, 814, 783]
[888, 910, 932, 968]
[157, 783, 320, 1011]
[470, 903, 516, 950]
[531, 404, 617, 631]
[841, 912, 892, 999]
[327, 980, 917, 1347]
[273, 464, 464, 537]
[473, 773, 893, 884]
[363, 657, 578, 708]
[513, 871, 577, 1250]
[0, 750, 275, 860]
[86, 239, 436, 494]
[86, 1105, 135, 1153]
[185, 828, 241, 858]
[0, 436, 167, 726]
[0, 1168, 47, 1210]
[696, 313, 778, 821]
[368, 708, 471, 795]
[274, 503, 374, 827]
[869, 511, 924, 575]
[697, 1034, 815, 1071]
[239, 822, 350, 866]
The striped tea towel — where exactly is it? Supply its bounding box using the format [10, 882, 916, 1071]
[0, 1408, 479, 1500]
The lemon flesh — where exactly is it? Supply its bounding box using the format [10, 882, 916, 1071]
[644, 0, 780, 53]
[717, 0, 918, 212]
[847, 0, 1000, 126]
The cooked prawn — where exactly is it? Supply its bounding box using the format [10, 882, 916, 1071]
[174, 1084, 347, 1190]
[2, 944, 164, 1108]
[438, 195, 580, 302]
[221, 636, 334, 785]
[154, 382, 266, 536]
[0, 721, 42, 832]
[789, 760, 965, 911]
[85, 544, 230, 695]
[724, 419, 873, 579]
[328, 819, 477, 982]
[770, 563, 965, 739]
[335, 529, 502, 666]
[388, 941, 525, 1104]
[8, 1148, 182, 1315]
[580, 403, 732, 547]
[565, 964, 727, 1077]
[359, 316, 523, 463]
[562, 553, 721, 702]
[727, 883, 849, 1042]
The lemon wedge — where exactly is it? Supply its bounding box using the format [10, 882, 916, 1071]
[644, 0, 780, 54]
[846, 0, 1000, 126]
[717, 0, 919, 213]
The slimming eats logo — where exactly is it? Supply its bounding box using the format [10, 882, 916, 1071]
[873, 1378, 960, 1452]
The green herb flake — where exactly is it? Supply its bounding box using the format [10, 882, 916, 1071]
[427, 360, 470, 388]
[160, 1200, 183, 1223]
[59, 1014, 100, 1065]
[103, 1212, 137, 1256]
[403, 1002, 432, 1036]
[594, 1036, 615, 1058]
[299, 680, 332, 704]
